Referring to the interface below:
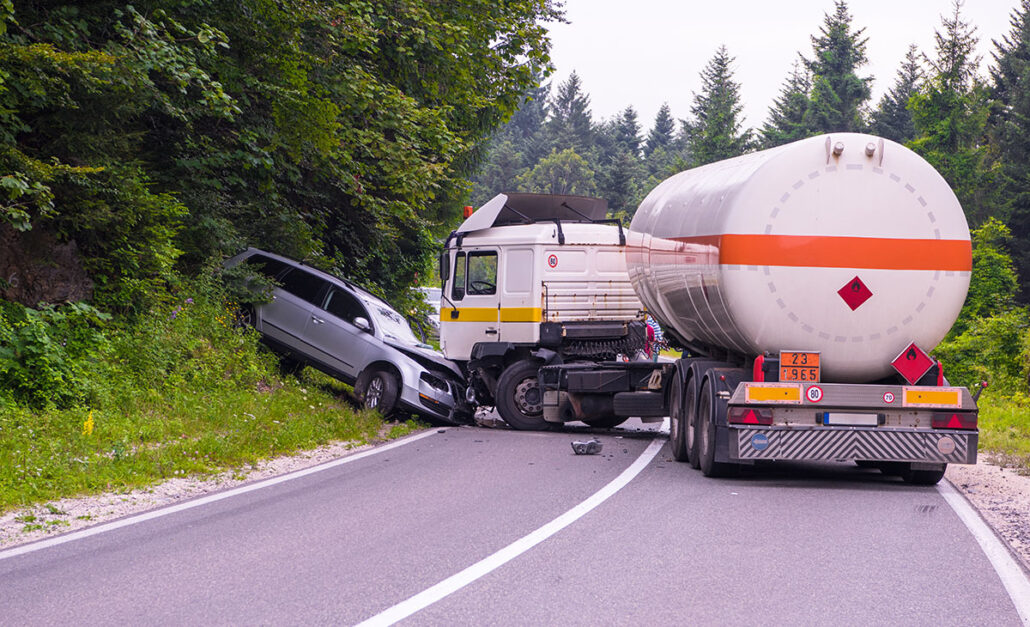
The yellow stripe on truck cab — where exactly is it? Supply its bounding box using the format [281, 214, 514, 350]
[440, 307, 542, 323]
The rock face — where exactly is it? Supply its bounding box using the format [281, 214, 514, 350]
[0, 224, 93, 306]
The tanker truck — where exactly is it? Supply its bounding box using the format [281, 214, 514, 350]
[440, 133, 978, 485]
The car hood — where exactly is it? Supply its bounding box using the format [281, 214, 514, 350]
[386, 340, 465, 382]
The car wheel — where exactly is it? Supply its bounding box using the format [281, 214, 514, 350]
[669, 380, 689, 462]
[699, 378, 737, 478]
[901, 464, 947, 485]
[233, 304, 255, 328]
[496, 359, 551, 431]
[362, 369, 400, 417]
[582, 415, 627, 429]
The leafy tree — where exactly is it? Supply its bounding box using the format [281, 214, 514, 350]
[908, 0, 998, 225]
[516, 148, 597, 196]
[546, 71, 594, 155]
[644, 103, 676, 156]
[870, 45, 922, 143]
[802, 0, 872, 133]
[990, 0, 1030, 301]
[761, 62, 812, 148]
[686, 45, 751, 166]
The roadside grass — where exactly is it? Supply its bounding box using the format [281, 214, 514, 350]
[0, 370, 423, 512]
[977, 392, 1030, 473]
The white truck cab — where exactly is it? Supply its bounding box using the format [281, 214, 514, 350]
[438, 193, 646, 429]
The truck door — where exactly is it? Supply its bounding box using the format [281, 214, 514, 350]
[498, 247, 538, 344]
[440, 248, 499, 360]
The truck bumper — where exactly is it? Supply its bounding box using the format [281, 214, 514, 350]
[730, 425, 977, 464]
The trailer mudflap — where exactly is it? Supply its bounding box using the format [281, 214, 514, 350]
[730, 425, 977, 464]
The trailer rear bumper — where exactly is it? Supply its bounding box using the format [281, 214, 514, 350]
[730, 425, 977, 464]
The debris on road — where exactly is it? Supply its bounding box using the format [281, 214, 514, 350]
[571, 438, 603, 455]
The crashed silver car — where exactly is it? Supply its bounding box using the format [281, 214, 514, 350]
[226, 248, 470, 424]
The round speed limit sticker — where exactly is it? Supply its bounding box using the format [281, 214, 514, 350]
[806, 385, 824, 403]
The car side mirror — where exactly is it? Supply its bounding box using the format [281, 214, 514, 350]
[354, 317, 371, 332]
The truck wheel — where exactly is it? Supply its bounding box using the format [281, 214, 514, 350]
[901, 464, 947, 485]
[360, 369, 400, 417]
[669, 381, 689, 462]
[698, 378, 737, 478]
[496, 360, 550, 431]
[685, 374, 701, 469]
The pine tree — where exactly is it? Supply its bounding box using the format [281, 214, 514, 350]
[644, 103, 676, 156]
[687, 46, 751, 166]
[615, 106, 643, 156]
[909, 0, 997, 225]
[546, 71, 594, 154]
[802, 0, 872, 133]
[990, 0, 1030, 301]
[870, 45, 922, 143]
[761, 62, 812, 148]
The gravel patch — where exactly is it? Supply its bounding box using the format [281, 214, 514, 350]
[946, 456, 1030, 573]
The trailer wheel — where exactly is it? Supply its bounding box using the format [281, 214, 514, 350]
[901, 464, 947, 485]
[496, 359, 550, 431]
[685, 374, 701, 469]
[698, 378, 737, 478]
[669, 381, 689, 462]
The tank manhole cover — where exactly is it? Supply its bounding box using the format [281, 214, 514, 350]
[838, 276, 873, 311]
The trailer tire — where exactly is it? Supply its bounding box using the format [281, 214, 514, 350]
[496, 359, 551, 431]
[901, 464, 947, 485]
[698, 378, 737, 478]
[669, 381, 689, 462]
[685, 374, 702, 469]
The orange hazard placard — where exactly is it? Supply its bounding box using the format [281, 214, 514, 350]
[779, 351, 821, 382]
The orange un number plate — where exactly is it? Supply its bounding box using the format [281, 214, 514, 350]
[779, 351, 821, 382]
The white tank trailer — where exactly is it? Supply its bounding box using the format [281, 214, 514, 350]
[627, 133, 970, 382]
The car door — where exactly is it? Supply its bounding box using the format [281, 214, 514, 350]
[304, 286, 378, 379]
[258, 267, 328, 352]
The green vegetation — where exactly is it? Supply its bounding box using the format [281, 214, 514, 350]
[977, 394, 1030, 469]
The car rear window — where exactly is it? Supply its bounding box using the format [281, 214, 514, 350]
[278, 268, 328, 304]
[244, 254, 291, 279]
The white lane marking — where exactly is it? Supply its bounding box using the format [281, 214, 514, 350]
[938, 479, 1030, 625]
[659, 416, 670, 435]
[358, 436, 667, 627]
[0, 430, 440, 562]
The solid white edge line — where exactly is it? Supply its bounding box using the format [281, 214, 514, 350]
[0, 429, 441, 562]
[357, 435, 668, 627]
[938, 479, 1030, 625]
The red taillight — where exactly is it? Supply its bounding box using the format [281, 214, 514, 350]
[931, 412, 977, 430]
[729, 407, 773, 425]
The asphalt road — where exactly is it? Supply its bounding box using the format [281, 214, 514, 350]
[0, 420, 1025, 625]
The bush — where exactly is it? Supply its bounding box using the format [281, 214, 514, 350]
[934, 308, 1030, 394]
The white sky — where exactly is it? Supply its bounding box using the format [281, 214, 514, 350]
[545, 0, 1019, 131]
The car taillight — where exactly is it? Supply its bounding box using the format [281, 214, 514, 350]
[728, 407, 773, 425]
[931, 412, 977, 430]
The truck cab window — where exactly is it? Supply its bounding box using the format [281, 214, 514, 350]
[466, 251, 497, 295]
[452, 251, 467, 300]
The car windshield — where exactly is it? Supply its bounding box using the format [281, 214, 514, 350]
[359, 295, 421, 345]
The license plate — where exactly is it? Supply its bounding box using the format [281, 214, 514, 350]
[779, 351, 821, 382]
[823, 413, 880, 426]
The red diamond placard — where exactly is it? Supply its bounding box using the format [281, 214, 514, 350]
[838, 276, 873, 311]
[892, 342, 935, 385]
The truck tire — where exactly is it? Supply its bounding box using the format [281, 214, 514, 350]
[669, 381, 689, 462]
[496, 359, 550, 431]
[698, 378, 737, 478]
[685, 374, 701, 469]
[901, 464, 947, 485]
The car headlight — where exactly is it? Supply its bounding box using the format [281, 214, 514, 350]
[419, 372, 450, 393]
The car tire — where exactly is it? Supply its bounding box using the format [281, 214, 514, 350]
[496, 359, 551, 431]
[233, 304, 255, 328]
[362, 369, 400, 417]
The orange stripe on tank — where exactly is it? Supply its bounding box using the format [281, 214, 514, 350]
[663, 234, 972, 271]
